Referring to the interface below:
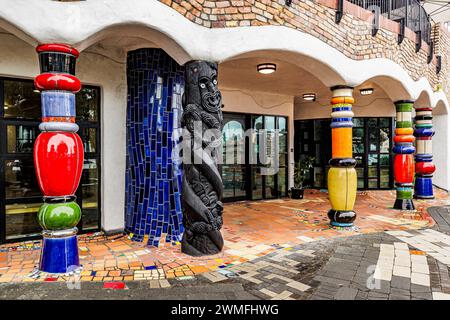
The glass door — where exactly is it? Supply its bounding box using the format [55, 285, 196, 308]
[251, 115, 263, 200]
[221, 114, 247, 201]
[354, 117, 393, 190]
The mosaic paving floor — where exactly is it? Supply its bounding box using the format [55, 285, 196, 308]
[0, 188, 449, 283]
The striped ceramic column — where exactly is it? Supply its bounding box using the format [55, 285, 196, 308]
[34, 44, 83, 273]
[414, 106, 435, 199]
[393, 100, 415, 210]
[327, 86, 357, 227]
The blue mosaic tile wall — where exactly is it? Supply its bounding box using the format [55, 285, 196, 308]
[125, 48, 184, 246]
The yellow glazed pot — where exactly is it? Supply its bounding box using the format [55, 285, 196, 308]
[328, 167, 357, 210]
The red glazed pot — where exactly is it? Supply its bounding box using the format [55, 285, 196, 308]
[34, 132, 84, 197]
[415, 162, 436, 175]
[394, 154, 414, 183]
[34, 73, 81, 92]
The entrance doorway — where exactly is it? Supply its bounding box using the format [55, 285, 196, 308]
[221, 112, 288, 202]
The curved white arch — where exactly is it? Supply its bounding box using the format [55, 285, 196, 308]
[0, 0, 447, 109]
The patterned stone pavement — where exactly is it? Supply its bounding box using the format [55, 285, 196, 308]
[0, 189, 449, 287]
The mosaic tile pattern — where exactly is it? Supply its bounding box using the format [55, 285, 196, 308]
[125, 49, 184, 246]
[0, 189, 448, 283]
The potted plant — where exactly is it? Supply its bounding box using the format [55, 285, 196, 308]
[291, 156, 315, 199]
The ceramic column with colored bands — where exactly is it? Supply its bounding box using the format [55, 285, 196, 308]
[414, 106, 435, 199]
[34, 44, 84, 273]
[327, 86, 357, 227]
[393, 100, 415, 210]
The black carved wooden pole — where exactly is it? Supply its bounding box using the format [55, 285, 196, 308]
[181, 61, 224, 256]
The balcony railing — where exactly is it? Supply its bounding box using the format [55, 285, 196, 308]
[348, 0, 433, 45]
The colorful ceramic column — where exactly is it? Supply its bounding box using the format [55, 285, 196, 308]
[327, 86, 357, 227]
[414, 106, 435, 199]
[34, 44, 83, 273]
[393, 100, 415, 210]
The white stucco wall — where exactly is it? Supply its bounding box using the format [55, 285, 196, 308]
[433, 114, 449, 191]
[77, 52, 127, 233]
[0, 33, 127, 232]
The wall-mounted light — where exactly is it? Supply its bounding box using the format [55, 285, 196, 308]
[302, 93, 316, 101]
[257, 63, 277, 74]
[360, 88, 374, 96]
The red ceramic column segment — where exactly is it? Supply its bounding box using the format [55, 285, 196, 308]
[36, 44, 80, 57]
[34, 132, 84, 197]
[393, 154, 415, 184]
[34, 73, 81, 92]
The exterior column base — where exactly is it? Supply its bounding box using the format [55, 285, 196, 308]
[393, 199, 415, 210]
[414, 195, 435, 200]
[39, 228, 79, 274]
[414, 176, 434, 199]
[328, 209, 356, 227]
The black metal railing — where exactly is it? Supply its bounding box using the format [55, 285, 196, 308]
[347, 0, 433, 45]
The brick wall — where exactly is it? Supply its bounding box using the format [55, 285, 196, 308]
[158, 0, 449, 101]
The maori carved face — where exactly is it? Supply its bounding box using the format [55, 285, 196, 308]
[185, 61, 222, 113]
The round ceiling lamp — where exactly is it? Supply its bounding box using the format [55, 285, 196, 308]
[360, 88, 374, 96]
[257, 63, 277, 74]
[302, 93, 316, 101]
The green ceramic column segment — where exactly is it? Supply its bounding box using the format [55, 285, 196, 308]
[395, 102, 413, 128]
[396, 188, 413, 199]
[38, 201, 81, 230]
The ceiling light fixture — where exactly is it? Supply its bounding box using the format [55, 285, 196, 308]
[257, 63, 277, 74]
[302, 93, 316, 101]
[360, 88, 374, 96]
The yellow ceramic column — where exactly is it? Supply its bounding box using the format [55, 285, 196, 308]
[328, 86, 357, 227]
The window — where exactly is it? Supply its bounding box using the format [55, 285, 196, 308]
[0, 77, 101, 242]
[295, 117, 393, 190]
[221, 112, 289, 202]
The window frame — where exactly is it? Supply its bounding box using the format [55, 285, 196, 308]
[0, 77, 102, 244]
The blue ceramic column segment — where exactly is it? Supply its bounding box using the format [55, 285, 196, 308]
[125, 49, 184, 246]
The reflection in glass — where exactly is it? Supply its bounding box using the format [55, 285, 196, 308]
[4, 80, 41, 119]
[380, 153, 390, 166]
[278, 168, 287, 196]
[265, 174, 276, 199]
[6, 202, 42, 239]
[368, 154, 378, 166]
[82, 159, 99, 230]
[278, 117, 287, 133]
[380, 128, 390, 153]
[368, 118, 377, 127]
[368, 166, 378, 177]
[265, 116, 275, 131]
[358, 179, 364, 189]
[355, 167, 364, 179]
[314, 167, 323, 188]
[353, 128, 364, 153]
[80, 127, 97, 153]
[379, 118, 389, 127]
[369, 128, 378, 152]
[380, 168, 390, 188]
[5, 159, 42, 199]
[252, 168, 263, 200]
[76, 87, 99, 122]
[354, 155, 363, 165]
[7, 125, 38, 153]
[353, 118, 364, 127]
[368, 179, 378, 188]
[221, 165, 246, 199]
